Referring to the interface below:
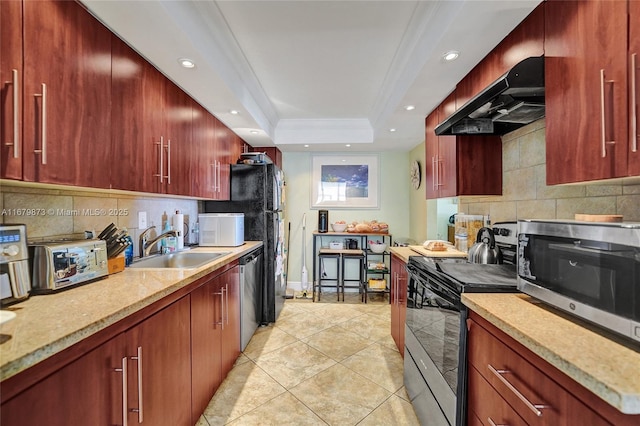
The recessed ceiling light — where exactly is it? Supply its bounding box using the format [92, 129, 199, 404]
[389, 128, 397, 132]
[230, 110, 239, 115]
[178, 58, 196, 69]
[404, 105, 415, 111]
[250, 130, 259, 134]
[304, 144, 309, 148]
[345, 144, 351, 147]
[443, 50, 459, 61]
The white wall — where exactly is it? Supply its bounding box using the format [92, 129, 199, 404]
[281, 151, 410, 290]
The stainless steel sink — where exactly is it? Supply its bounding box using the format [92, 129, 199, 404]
[129, 252, 230, 269]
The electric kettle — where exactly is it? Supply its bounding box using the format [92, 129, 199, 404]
[467, 227, 503, 264]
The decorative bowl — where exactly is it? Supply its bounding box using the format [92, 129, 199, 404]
[331, 223, 347, 232]
[369, 243, 387, 253]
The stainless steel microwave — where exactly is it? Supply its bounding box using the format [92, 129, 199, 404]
[517, 219, 640, 343]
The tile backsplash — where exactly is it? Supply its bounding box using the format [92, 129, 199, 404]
[459, 119, 640, 222]
[0, 182, 198, 257]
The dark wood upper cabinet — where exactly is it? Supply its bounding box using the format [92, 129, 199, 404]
[164, 80, 194, 196]
[21, 0, 112, 188]
[628, 0, 640, 176]
[0, 0, 23, 180]
[456, 3, 545, 108]
[425, 92, 502, 199]
[545, 0, 630, 184]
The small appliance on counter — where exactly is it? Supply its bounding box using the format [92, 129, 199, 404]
[0, 224, 31, 306]
[198, 213, 245, 247]
[518, 219, 640, 343]
[29, 239, 108, 293]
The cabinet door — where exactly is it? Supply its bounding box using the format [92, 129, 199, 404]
[390, 254, 406, 354]
[456, 3, 544, 107]
[220, 264, 241, 375]
[127, 296, 192, 426]
[214, 116, 232, 200]
[0, 0, 22, 180]
[165, 79, 193, 196]
[629, 0, 640, 176]
[111, 34, 165, 193]
[545, 0, 628, 184]
[1, 333, 127, 426]
[22, 0, 112, 188]
[192, 103, 217, 198]
[424, 112, 439, 199]
[436, 95, 458, 198]
[191, 278, 223, 420]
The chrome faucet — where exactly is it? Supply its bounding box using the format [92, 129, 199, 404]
[139, 226, 157, 258]
[143, 230, 178, 257]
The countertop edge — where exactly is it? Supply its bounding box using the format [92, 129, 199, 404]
[462, 293, 640, 415]
[0, 242, 263, 382]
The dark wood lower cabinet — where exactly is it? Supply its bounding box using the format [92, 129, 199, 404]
[1, 264, 242, 426]
[467, 312, 638, 426]
[191, 265, 240, 420]
[390, 254, 407, 355]
[1, 333, 126, 426]
[127, 296, 192, 426]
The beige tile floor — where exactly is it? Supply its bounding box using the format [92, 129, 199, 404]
[196, 293, 420, 425]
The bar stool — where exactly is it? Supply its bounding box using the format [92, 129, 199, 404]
[315, 251, 341, 301]
[340, 251, 365, 302]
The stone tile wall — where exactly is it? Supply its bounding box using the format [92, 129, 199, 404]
[459, 119, 640, 222]
[0, 181, 198, 258]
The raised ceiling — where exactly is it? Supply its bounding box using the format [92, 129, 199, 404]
[83, 0, 541, 152]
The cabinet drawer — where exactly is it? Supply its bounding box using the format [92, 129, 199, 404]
[468, 319, 611, 426]
[468, 365, 527, 426]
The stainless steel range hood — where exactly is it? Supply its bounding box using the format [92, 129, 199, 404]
[435, 56, 544, 136]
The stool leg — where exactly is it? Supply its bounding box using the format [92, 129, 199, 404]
[337, 254, 342, 302]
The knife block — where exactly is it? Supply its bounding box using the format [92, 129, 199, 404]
[108, 256, 125, 274]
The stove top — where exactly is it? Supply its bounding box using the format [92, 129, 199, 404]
[435, 263, 517, 291]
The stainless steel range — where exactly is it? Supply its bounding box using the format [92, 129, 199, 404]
[404, 222, 519, 426]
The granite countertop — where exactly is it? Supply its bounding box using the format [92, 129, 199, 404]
[0, 242, 262, 382]
[462, 293, 640, 414]
[389, 247, 416, 263]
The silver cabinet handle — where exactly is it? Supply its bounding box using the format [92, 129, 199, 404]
[437, 157, 444, 187]
[114, 356, 128, 426]
[225, 283, 229, 324]
[599, 69, 617, 157]
[487, 417, 507, 426]
[217, 161, 221, 192]
[4, 69, 19, 158]
[166, 139, 171, 184]
[130, 346, 143, 423]
[211, 163, 216, 191]
[488, 364, 548, 417]
[33, 83, 47, 164]
[154, 137, 164, 183]
[214, 289, 224, 329]
[431, 156, 437, 192]
[631, 53, 638, 153]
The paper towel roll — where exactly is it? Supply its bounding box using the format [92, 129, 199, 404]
[172, 211, 184, 250]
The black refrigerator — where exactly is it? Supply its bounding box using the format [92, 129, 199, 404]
[203, 163, 285, 324]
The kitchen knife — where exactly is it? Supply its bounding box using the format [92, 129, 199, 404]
[98, 223, 117, 240]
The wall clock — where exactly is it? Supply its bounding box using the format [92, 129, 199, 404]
[410, 160, 421, 189]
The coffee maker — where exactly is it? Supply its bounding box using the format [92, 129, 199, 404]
[0, 224, 31, 306]
[318, 210, 329, 233]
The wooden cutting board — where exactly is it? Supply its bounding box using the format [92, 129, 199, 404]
[408, 245, 468, 258]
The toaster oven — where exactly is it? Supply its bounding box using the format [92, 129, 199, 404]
[29, 239, 108, 293]
[518, 219, 640, 343]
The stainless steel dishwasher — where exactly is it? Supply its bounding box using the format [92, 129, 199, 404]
[239, 248, 263, 351]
